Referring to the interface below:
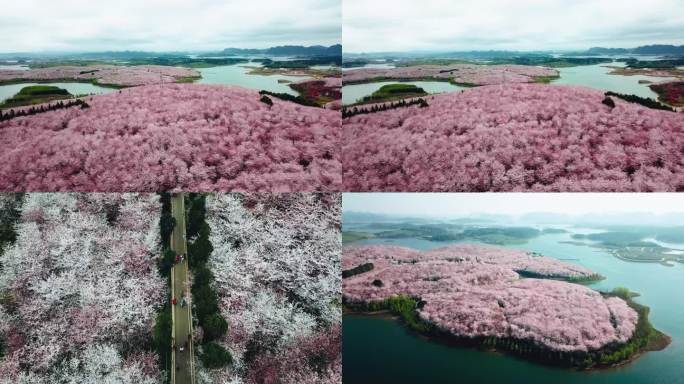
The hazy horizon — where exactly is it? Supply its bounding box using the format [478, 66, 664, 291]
[343, 193, 684, 219]
[342, 45, 684, 56]
[0, 0, 340, 53]
[0, 44, 341, 57]
[344, 0, 684, 53]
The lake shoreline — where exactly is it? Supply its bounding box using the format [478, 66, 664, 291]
[344, 306, 670, 372]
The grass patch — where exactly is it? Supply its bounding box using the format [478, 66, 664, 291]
[533, 75, 561, 84]
[342, 231, 374, 244]
[175, 76, 201, 83]
[347, 295, 431, 333]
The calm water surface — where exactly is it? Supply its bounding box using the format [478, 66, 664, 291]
[341, 59, 679, 104]
[0, 64, 29, 71]
[197, 64, 310, 95]
[552, 63, 677, 99]
[344, 232, 684, 384]
[342, 63, 396, 71]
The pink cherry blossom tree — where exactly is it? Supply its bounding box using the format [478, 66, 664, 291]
[0, 193, 165, 383]
[201, 193, 341, 384]
[343, 83, 684, 191]
[0, 84, 341, 192]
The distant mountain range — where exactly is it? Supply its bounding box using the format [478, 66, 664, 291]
[221, 44, 341, 56]
[586, 44, 684, 56]
[344, 44, 684, 58]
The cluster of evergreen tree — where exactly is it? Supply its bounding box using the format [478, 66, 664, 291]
[157, 193, 176, 277]
[342, 262, 374, 278]
[185, 194, 232, 369]
[0, 99, 90, 122]
[604, 91, 675, 112]
[154, 193, 175, 383]
[258, 90, 320, 108]
[342, 98, 429, 118]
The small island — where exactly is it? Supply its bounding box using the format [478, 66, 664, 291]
[358, 83, 428, 104]
[1, 85, 73, 108]
[343, 244, 670, 370]
[570, 232, 684, 266]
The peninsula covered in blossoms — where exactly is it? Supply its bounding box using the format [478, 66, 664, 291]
[343, 244, 668, 368]
[342, 193, 683, 384]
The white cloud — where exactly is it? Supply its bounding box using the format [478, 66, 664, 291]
[0, 0, 340, 52]
[343, 0, 684, 52]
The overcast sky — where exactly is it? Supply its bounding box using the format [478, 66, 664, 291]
[343, 193, 684, 217]
[344, 0, 684, 53]
[0, 0, 340, 52]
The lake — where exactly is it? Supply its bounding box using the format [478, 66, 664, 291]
[197, 63, 311, 95]
[0, 64, 29, 71]
[342, 63, 396, 71]
[344, 231, 684, 384]
[552, 63, 677, 99]
[341, 59, 679, 105]
[0, 82, 115, 104]
[342, 81, 469, 105]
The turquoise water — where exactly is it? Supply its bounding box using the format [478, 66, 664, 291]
[197, 64, 311, 95]
[0, 82, 114, 103]
[345, 232, 684, 384]
[552, 63, 677, 99]
[342, 81, 469, 105]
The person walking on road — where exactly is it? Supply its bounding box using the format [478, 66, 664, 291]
[172, 297, 177, 306]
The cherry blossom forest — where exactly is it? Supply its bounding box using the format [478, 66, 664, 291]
[342, 64, 558, 85]
[202, 193, 341, 383]
[0, 193, 164, 383]
[0, 65, 200, 87]
[0, 84, 341, 192]
[343, 83, 684, 192]
[343, 244, 644, 360]
[0, 192, 343, 384]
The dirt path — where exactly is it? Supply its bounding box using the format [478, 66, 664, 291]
[170, 193, 195, 384]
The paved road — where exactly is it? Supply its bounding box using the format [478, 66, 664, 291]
[170, 194, 195, 384]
